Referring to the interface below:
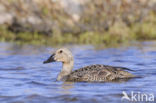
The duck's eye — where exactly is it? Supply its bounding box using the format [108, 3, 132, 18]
[59, 50, 63, 53]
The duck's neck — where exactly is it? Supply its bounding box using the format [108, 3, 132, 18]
[57, 61, 74, 81]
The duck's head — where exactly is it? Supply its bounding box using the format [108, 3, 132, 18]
[43, 48, 73, 64]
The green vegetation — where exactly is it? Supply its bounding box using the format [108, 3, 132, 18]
[1, 18, 156, 47]
[0, 0, 156, 47]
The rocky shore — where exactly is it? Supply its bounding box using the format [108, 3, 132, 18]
[0, 0, 156, 46]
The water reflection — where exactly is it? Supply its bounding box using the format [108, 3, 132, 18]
[60, 82, 74, 95]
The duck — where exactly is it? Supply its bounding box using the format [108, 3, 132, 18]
[43, 48, 135, 82]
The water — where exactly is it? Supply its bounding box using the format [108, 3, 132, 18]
[0, 42, 156, 103]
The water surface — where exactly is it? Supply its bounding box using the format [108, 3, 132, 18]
[0, 42, 156, 103]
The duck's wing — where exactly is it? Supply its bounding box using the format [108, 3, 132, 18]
[66, 64, 135, 82]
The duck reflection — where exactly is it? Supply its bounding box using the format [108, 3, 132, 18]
[60, 82, 74, 95]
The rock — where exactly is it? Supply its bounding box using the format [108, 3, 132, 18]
[8, 16, 53, 35]
[0, 0, 156, 36]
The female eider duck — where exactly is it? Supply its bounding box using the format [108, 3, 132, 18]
[43, 48, 135, 82]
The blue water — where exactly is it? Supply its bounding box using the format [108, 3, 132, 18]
[0, 42, 156, 103]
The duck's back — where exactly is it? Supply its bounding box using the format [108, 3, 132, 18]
[66, 64, 135, 82]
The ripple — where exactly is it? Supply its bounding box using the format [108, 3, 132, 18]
[28, 81, 48, 86]
[0, 67, 25, 71]
[0, 42, 156, 103]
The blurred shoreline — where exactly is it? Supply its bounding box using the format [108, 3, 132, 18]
[0, 0, 156, 46]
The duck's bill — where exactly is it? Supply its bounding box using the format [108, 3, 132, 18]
[43, 54, 55, 64]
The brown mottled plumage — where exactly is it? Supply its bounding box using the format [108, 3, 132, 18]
[43, 48, 135, 82]
[65, 65, 135, 82]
